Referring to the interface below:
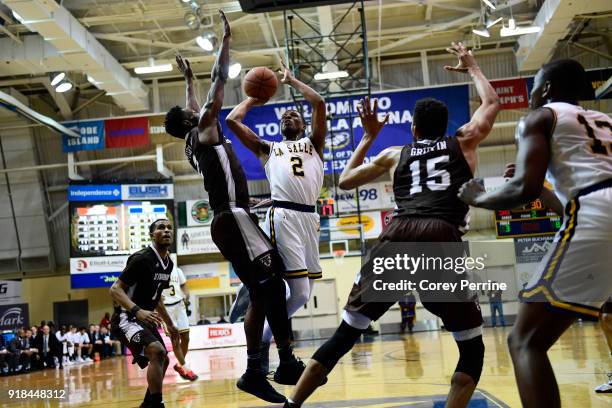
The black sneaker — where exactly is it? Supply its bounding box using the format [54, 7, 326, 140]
[237, 369, 286, 403]
[274, 358, 306, 385]
[139, 402, 165, 408]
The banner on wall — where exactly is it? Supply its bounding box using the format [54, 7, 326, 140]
[0, 303, 29, 331]
[61, 120, 105, 152]
[514, 236, 554, 264]
[219, 85, 470, 180]
[177, 226, 217, 255]
[491, 78, 529, 109]
[0, 280, 22, 305]
[334, 182, 395, 213]
[105, 116, 150, 148]
[185, 200, 213, 227]
[328, 211, 383, 240]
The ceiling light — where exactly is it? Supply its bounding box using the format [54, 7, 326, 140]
[486, 16, 503, 28]
[50, 72, 66, 86]
[196, 33, 215, 51]
[472, 27, 490, 38]
[56, 82, 73, 93]
[500, 25, 541, 37]
[508, 17, 516, 30]
[481, 0, 496, 10]
[11, 11, 24, 23]
[314, 71, 349, 81]
[185, 12, 200, 30]
[86, 75, 99, 85]
[134, 64, 173, 74]
[229, 62, 242, 79]
[181, 0, 191, 2]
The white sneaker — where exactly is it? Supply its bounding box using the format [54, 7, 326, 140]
[595, 374, 612, 393]
[76, 357, 83, 363]
[84, 357, 92, 362]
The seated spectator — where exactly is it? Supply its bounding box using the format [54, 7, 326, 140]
[0, 334, 10, 375]
[8, 329, 34, 373]
[217, 315, 228, 324]
[31, 326, 38, 339]
[107, 325, 122, 356]
[55, 325, 71, 366]
[77, 327, 92, 362]
[33, 325, 62, 369]
[22, 329, 39, 371]
[94, 326, 112, 359]
[100, 312, 111, 328]
[87, 324, 98, 345]
[197, 313, 211, 325]
[67, 326, 80, 363]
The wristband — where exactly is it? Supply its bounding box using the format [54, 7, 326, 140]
[130, 305, 141, 315]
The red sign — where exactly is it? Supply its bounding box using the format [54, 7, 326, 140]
[208, 327, 232, 338]
[105, 117, 150, 148]
[491, 78, 529, 109]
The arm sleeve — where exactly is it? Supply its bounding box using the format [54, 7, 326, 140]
[118, 253, 143, 287]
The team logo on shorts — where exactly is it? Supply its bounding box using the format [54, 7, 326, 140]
[132, 333, 141, 343]
[259, 254, 272, 267]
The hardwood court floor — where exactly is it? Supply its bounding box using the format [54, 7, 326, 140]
[1, 323, 610, 407]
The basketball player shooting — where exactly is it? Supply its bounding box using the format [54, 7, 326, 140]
[283, 41, 500, 408]
[226, 60, 326, 375]
[109, 219, 177, 408]
[163, 10, 303, 404]
[459, 59, 612, 408]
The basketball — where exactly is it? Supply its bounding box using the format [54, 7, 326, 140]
[243, 67, 278, 101]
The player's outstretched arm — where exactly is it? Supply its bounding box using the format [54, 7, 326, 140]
[176, 54, 200, 112]
[339, 96, 396, 190]
[447, 42, 500, 169]
[458, 108, 554, 210]
[279, 60, 327, 155]
[226, 97, 271, 158]
[197, 10, 231, 145]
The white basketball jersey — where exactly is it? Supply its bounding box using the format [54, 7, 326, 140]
[265, 138, 324, 205]
[544, 102, 612, 206]
[162, 266, 186, 304]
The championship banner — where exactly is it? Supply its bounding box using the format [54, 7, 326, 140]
[177, 226, 218, 255]
[0, 303, 29, 331]
[61, 120, 105, 152]
[219, 85, 470, 180]
[491, 78, 528, 109]
[0, 280, 22, 305]
[105, 116, 150, 148]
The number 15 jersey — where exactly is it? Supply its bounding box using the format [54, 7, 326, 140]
[543, 102, 612, 208]
[393, 137, 473, 227]
[265, 137, 323, 206]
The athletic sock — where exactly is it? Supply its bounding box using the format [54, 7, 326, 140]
[247, 349, 262, 371]
[277, 343, 295, 363]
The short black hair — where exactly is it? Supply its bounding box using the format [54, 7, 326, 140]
[412, 98, 448, 139]
[149, 218, 169, 234]
[541, 59, 594, 101]
[164, 105, 189, 138]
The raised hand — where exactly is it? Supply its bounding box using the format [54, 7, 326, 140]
[444, 41, 478, 73]
[279, 58, 295, 85]
[357, 96, 390, 141]
[176, 54, 194, 80]
[219, 9, 231, 37]
[458, 179, 486, 205]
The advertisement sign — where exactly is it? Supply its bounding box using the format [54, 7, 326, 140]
[0, 303, 29, 331]
[105, 116, 150, 148]
[219, 85, 469, 180]
[188, 323, 246, 349]
[177, 227, 218, 255]
[328, 211, 383, 240]
[121, 184, 174, 200]
[61, 120, 105, 152]
[186, 200, 213, 227]
[491, 78, 529, 109]
[0, 280, 22, 305]
[514, 236, 555, 264]
[334, 182, 395, 213]
[68, 184, 122, 202]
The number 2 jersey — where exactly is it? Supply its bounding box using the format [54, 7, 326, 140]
[543, 102, 612, 208]
[265, 137, 323, 206]
[393, 136, 473, 227]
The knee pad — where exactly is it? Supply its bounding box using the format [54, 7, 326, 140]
[312, 321, 363, 371]
[455, 335, 485, 385]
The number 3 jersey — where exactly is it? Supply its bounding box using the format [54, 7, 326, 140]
[265, 138, 323, 206]
[543, 102, 612, 208]
[393, 136, 473, 227]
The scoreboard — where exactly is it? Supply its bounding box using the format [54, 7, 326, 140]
[494, 198, 562, 238]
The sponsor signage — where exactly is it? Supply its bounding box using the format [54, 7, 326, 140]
[328, 211, 383, 240]
[0, 280, 22, 305]
[186, 199, 213, 226]
[514, 236, 554, 264]
[68, 183, 173, 201]
[188, 323, 246, 349]
[177, 227, 218, 255]
[68, 184, 122, 202]
[334, 182, 395, 213]
[61, 120, 105, 152]
[121, 184, 174, 200]
[491, 78, 529, 109]
[0, 303, 29, 331]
